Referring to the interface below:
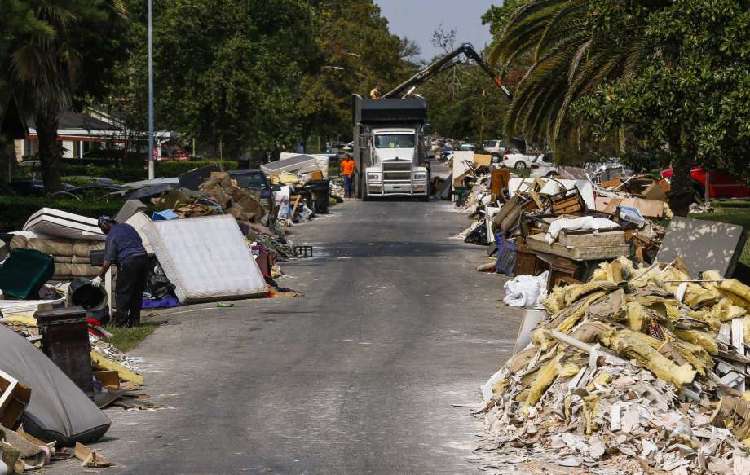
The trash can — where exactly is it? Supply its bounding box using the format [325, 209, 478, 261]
[70, 278, 108, 310]
[37, 307, 94, 397]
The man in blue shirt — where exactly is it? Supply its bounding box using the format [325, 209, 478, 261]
[94, 216, 149, 327]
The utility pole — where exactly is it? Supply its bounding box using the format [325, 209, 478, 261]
[147, 0, 155, 180]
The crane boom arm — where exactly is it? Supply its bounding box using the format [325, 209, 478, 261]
[383, 43, 511, 99]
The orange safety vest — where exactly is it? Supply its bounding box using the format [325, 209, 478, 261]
[341, 159, 355, 176]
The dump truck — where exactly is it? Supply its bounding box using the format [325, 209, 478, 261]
[352, 43, 510, 200]
[352, 96, 431, 200]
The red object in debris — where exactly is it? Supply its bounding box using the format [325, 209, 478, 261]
[660, 166, 750, 199]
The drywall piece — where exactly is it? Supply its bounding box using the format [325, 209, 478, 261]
[143, 214, 267, 303]
[655, 217, 746, 277]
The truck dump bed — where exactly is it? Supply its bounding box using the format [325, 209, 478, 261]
[353, 96, 427, 125]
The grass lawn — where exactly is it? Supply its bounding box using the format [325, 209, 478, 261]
[105, 322, 160, 353]
[691, 204, 750, 266]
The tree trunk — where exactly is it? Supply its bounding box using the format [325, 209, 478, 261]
[0, 135, 14, 185]
[35, 110, 63, 193]
[668, 128, 694, 217]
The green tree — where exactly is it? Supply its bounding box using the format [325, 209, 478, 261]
[4, 0, 127, 191]
[140, 0, 317, 157]
[298, 0, 412, 146]
[575, 0, 750, 215]
[484, 0, 662, 154]
[419, 63, 509, 142]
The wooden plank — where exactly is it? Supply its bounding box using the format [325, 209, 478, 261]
[90, 351, 144, 386]
[74, 442, 112, 468]
[94, 370, 120, 389]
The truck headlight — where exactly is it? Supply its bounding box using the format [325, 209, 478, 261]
[413, 173, 426, 180]
[367, 173, 380, 180]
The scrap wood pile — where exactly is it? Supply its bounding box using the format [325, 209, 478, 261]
[478, 257, 750, 474]
[454, 163, 678, 291]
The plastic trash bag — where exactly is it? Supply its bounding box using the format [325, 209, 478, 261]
[503, 271, 549, 307]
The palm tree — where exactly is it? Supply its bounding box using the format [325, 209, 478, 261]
[8, 0, 126, 192]
[488, 0, 652, 149]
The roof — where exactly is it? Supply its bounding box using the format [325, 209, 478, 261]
[28, 112, 114, 131]
[57, 112, 113, 131]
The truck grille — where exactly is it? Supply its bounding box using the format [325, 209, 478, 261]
[382, 161, 412, 171]
[383, 171, 411, 181]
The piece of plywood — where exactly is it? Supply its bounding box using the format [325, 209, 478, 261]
[656, 217, 746, 277]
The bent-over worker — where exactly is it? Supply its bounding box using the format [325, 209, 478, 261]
[340, 153, 356, 198]
[93, 216, 149, 327]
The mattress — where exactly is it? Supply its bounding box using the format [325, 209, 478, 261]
[143, 214, 267, 303]
[10, 231, 104, 258]
[125, 212, 156, 255]
[23, 208, 104, 241]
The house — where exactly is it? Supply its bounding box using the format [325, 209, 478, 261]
[14, 111, 176, 160]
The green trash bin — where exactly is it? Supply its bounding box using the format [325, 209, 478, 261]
[0, 248, 55, 299]
[454, 186, 468, 206]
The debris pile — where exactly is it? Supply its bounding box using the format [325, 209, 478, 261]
[478, 257, 750, 474]
[0, 157, 333, 471]
[199, 172, 265, 224]
[448, 154, 688, 294]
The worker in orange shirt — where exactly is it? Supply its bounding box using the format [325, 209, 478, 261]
[340, 153, 356, 199]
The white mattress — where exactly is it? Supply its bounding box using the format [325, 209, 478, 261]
[125, 212, 156, 255]
[23, 208, 104, 241]
[144, 214, 267, 303]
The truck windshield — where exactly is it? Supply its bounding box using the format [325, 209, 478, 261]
[374, 134, 415, 148]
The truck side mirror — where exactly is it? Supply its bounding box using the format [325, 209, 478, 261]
[423, 123, 433, 135]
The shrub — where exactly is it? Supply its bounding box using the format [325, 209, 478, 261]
[0, 195, 124, 232]
[154, 160, 239, 177]
[59, 160, 240, 183]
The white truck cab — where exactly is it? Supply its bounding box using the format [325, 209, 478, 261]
[364, 128, 428, 198]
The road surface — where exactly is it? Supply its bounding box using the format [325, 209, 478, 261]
[50, 199, 522, 474]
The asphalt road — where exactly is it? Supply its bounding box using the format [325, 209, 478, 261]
[49, 198, 522, 474]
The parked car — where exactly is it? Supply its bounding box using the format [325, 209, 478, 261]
[482, 139, 506, 157]
[459, 143, 476, 152]
[228, 169, 272, 200]
[501, 152, 557, 176]
[502, 152, 544, 170]
[661, 166, 750, 199]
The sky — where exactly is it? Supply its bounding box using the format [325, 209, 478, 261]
[374, 0, 500, 61]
